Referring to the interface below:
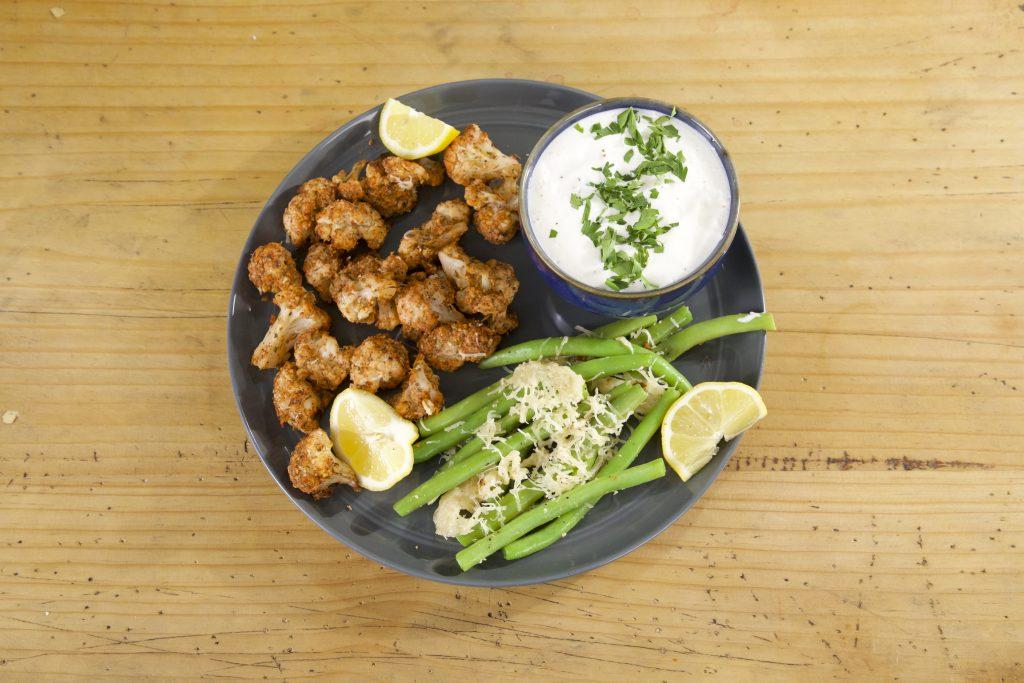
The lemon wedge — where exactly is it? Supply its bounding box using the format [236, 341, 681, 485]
[328, 388, 417, 491]
[378, 98, 459, 159]
[661, 382, 767, 481]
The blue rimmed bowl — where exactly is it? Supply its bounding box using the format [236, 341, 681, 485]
[518, 97, 740, 318]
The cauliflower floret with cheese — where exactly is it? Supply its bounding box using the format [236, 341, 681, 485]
[417, 321, 500, 372]
[314, 199, 388, 253]
[437, 243, 519, 325]
[388, 354, 444, 421]
[294, 329, 354, 390]
[395, 272, 465, 340]
[287, 429, 359, 499]
[301, 241, 343, 301]
[464, 174, 520, 244]
[332, 160, 368, 202]
[283, 177, 336, 247]
[443, 124, 521, 186]
[273, 360, 326, 433]
[397, 199, 470, 270]
[248, 242, 302, 295]
[362, 156, 433, 217]
[330, 253, 408, 329]
[251, 287, 331, 370]
[349, 334, 410, 393]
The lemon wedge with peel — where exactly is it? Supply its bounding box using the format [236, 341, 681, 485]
[329, 388, 417, 491]
[661, 382, 767, 481]
[378, 98, 459, 159]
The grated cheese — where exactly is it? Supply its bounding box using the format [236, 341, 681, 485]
[737, 311, 762, 323]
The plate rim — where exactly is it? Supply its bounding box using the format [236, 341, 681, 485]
[227, 78, 767, 587]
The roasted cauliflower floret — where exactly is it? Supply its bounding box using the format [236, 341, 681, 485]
[332, 160, 367, 202]
[487, 309, 519, 336]
[437, 243, 519, 322]
[416, 157, 446, 187]
[287, 429, 359, 499]
[314, 199, 388, 253]
[397, 199, 471, 270]
[395, 272, 464, 340]
[283, 177, 337, 247]
[248, 242, 302, 295]
[330, 253, 408, 329]
[465, 174, 520, 244]
[389, 354, 444, 421]
[251, 287, 331, 370]
[443, 124, 521, 186]
[273, 361, 326, 433]
[349, 334, 410, 393]
[302, 241, 343, 301]
[294, 329, 354, 390]
[362, 156, 432, 217]
[417, 321, 500, 372]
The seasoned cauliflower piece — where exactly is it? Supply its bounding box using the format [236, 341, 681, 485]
[273, 361, 326, 433]
[349, 334, 410, 393]
[465, 174, 520, 244]
[332, 160, 367, 202]
[443, 124, 521, 186]
[486, 309, 519, 336]
[395, 272, 465, 340]
[301, 241, 343, 301]
[251, 287, 331, 370]
[389, 354, 444, 421]
[314, 199, 388, 253]
[362, 155, 432, 217]
[437, 243, 519, 325]
[330, 253, 408, 329]
[417, 321, 500, 372]
[287, 429, 359, 499]
[397, 199, 470, 270]
[416, 157, 446, 186]
[294, 330, 354, 390]
[283, 177, 337, 247]
[248, 242, 302, 295]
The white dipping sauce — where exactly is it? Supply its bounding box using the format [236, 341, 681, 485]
[527, 107, 731, 292]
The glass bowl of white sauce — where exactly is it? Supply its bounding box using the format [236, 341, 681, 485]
[519, 97, 739, 317]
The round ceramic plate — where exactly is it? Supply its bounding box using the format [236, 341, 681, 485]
[227, 79, 767, 587]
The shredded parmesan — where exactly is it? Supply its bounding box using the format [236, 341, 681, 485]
[630, 327, 655, 347]
[614, 336, 636, 351]
[737, 311, 762, 323]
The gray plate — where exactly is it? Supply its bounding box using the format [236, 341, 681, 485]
[227, 79, 766, 587]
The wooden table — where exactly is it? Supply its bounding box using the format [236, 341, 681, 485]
[2, 1, 1022, 679]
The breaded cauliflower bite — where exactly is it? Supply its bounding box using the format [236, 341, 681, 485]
[248, 242, 302, 295]
[443, 124, 521, 186]
[437, 243, 519, 323]
[301, 241, 343, 301]
[389, 354, 444, 421]
[251, 287, 331, 370]
[397, 199, 471, 270]
[464, 174, 520, 244]
[362, 156, 433, 217]
[332, 160, 368, 202]
[417, 321, 500, 372]
[294, 329, 354, 390]
[314, 199, 388, 253]
[416, 157, 446, 187]
[395, 272, 465, 340]
[273, 361, 326, 433]
[349, 334, 410, 393]
[287, 429, 359, 499]
[330, 253, 408, 330]
[284, 177, 337, 247]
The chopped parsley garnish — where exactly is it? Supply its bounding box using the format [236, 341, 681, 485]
[568, 107, 688, 291]
[549, 229, 558, 238]
[573, 123, 584, 133]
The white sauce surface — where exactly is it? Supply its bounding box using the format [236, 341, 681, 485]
[527, 107, 731, 292]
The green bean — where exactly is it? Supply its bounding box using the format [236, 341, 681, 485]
[455, 459, 667, 571]
[644, 305, 693, 346]
[412, 395, 516, 463]
[455, 385, 647, 546]
[417, 380, 503, 437]
[478, 337, 637, 369]
[591, 315, 658, 339]
[396, 412, 560, 517]
[570, 353, 657, 381]
[502, 388, 681, 560]
[658, 312, 777, 362]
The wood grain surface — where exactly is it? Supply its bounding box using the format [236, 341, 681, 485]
[1, 1, 1022, 679]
